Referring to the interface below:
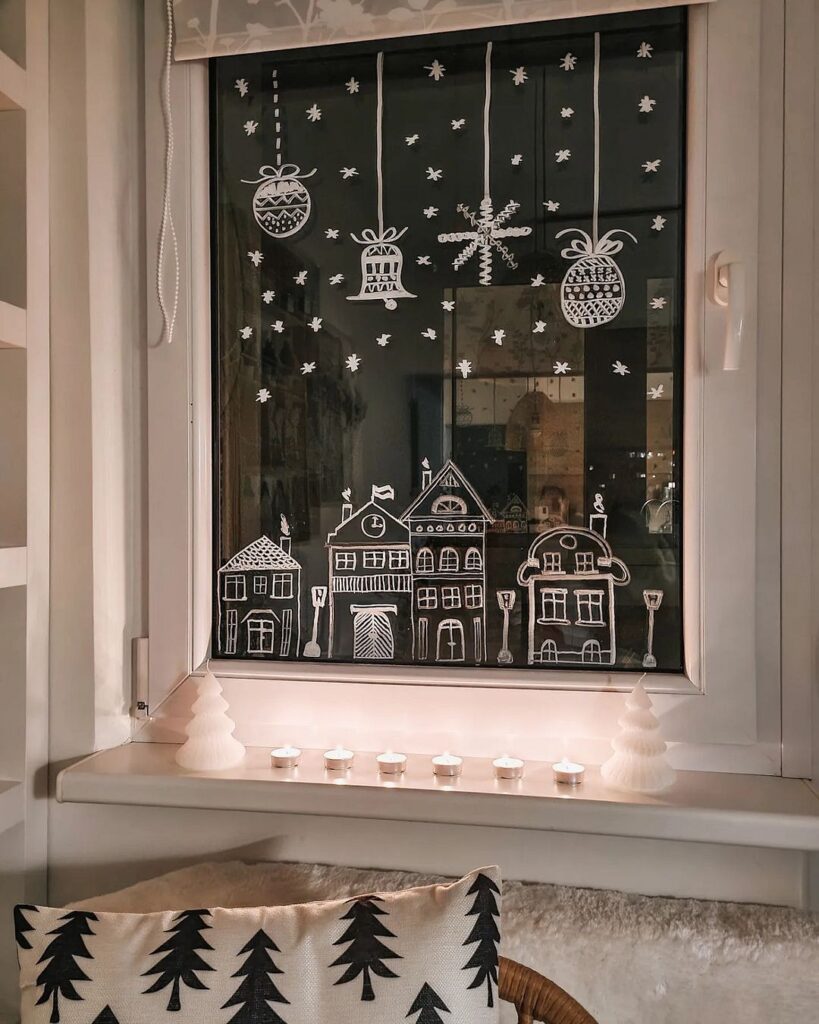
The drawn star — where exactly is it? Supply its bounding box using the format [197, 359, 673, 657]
[556, 149, 571, 163]
[492, 329, 506, 346]
[612, 360, 631, 376]
[345, 353, 362, 372]
[642, 159, 661, 173]
[511, 154, 523, 166]
[438, 199, 532, 281]
[441, 300, 455, 311]
[531, 274, 546, 287]
[325, 228, 340, 239]
[423, 206, 439, 219]
[340, 167, 359, 179]
[651, 215, 667, 232]
[308, 316, 323, 332]
[511, 66, 528, 86]
[561, 106, 574, 119]
[329, 274, 345, 285]
[639, 95, 657, 113]
[637, 41, 654, 59]
[300, 362, 316, 375]
[256, 388, 271, 403]
[543, 200, 560, 212]
[648, 384, 665, 399]
[416, 255, 432, 266]
[426, 167, 443, 181]
[248, 250, 263, 267]
[262, 290, 275, 303]
[532, 320, 547, 333]
[376, 333, 391, 347]
[421, 328, 437, 340]
[243, 120, 259, 135]
[425, 60, 446, 81]
[306, 103, 322, 122]
[554, 361, 570, 375]
[345, 77, 359, 94]
[294, 271, 307, 285]
[240, 326, 253, 339]
[235, 78, 249, 97]
[271, 320, 285, 333]
[650, 297, 667, 310]
[451, 118, 466, 130]
[405, 134, 420, 146]
[456, 359, 473, 378]
[560, 53, 578, 71]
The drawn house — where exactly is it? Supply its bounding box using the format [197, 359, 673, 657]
[402, 461, 494, 664]
[217, 531, 302, 658]
[326, 486, 412, 661]
[516, 525, 630, 666]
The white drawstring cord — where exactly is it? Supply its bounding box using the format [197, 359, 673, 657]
[157, 0, 180, 344]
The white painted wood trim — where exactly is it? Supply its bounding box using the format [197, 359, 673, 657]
[0, 547, 26, 589]
[0, 47, 25, 110]
[0, 300, 25, 349]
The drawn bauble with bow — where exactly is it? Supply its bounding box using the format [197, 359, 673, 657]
[557, 228, 637, 329]
[244, 163, 316, 240]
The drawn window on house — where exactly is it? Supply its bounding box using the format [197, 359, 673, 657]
[223, 575, 246, 601]
[246, 615, 276, 654]
[225, 609, 238, 655]
[335, 552, 356, 571]
[576, 590, 605, 626]
[431, 495, 467, 515]
[389, 550, 410, 570]
[542, 553, 562, 574]
[280, 608, 293, 657]
[442, 586, 461, 609]
[575, 552, 596, 574]
[539, 589, 568, 624]
[465, 584, 483, 609]
[417, 618, 428, 661]
[464, 547, 482, 571]
[253, 575, 268, 595]
[417, 587, 437, 610]
[582, 639, 603, 663]
[271, 573, 293, 599]
[363, 550, 387, 569]
[439, 547, 459, 573]
[416, 548, 434, 573]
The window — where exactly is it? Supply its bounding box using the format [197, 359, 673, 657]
[539, 589, 568, 624]
[225, 609, 238, 655]
[431, 495, 467, 515]
[464, 548, 482, 572]
[575, 552, 596, 575]
[335, 552, 356, 571]
[439, 548, 459, 573]
[271, 573, 293, 599]
[465, 584, 483, 609]
[363, 551, 386, 569]
[389, 550, 410, 570]
[576, 590, 605, 626]
[441, 586, 461, 609]
[247, 616, 276, 654]
[253, 575, 268, 595]
[416, 548, 434, 573]
[417, 587, 437, 610]
[542, 553, 561, 574]
[223, 575, 246, 601]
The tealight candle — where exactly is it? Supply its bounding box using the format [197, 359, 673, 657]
[270, 745, 301, 768]
[324, 747, 355, 771]
[493, 755, 525, 780]
[432, 753, 463, 777]
[552, 758, 585, 785]
[376, 751, 407, 775]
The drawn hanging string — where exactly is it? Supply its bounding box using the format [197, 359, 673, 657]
[557, 32, 637, 329]
[157, 0, 179, 344]
[349, 50, 415, 309]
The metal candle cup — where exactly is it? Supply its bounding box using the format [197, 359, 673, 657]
[552, 758, 585, 785]
[270, 745, 301, 768]
[432, 753, 463, 777]
[493, 755, 525, 780]
[324, 747, 355, 771]
[376, 752, 407, 775]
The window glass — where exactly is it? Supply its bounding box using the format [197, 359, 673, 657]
[212, 9, 685, 672]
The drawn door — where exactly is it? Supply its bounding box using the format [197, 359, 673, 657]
[437, 619, 465, 662]
[582, 639, 603, 663]
[539, 639, 558, 663]
[353, 609, 395, 661]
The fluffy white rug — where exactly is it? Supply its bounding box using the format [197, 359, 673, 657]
[74, 860, 819, 1024]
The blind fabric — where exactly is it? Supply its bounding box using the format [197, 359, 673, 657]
[171, 0, 714, 60]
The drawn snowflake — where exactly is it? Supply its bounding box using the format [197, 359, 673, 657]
[425, 60, 446, 81]
[639, 95, 657, 113]
[346, 77, 359, 94]
[376, 333, 391, 347]
[650, 297, 667, 310]
[300, 362, 316, 375]
[423, 206, 439, 219]
[405, 134, 420, 146]
[560, 53, 578, 71]
[492, 329, 506, 346]
[243, 120, 259, 135]
[531, 274, 545, 287]
[340, 167, 359, 179]
[308, 316, 323, 332]
[437, 197, 532, 285]
[294, 271, 308, 285]
[532, 320, 547, 333]
[426, 167, 443, 181]
[416, 255, 432, 266]
[456, 359, 473, 378]
[554, 361, 570, 375]
[648, 384, 665, 399]
[235, 79, 249, 97]
[306, 103, 322, 122]
[556, 149, 571, 163]
[642, 159, 661, 173]
[248, 250, 263, 267]
[511, 154, 523, 166]
[329, 274, 344, 286]
[345, 353, 362, 372]
[271, 320, 285, 333]
[256, 388, 271, 403]
[651, 215, 667, 232]
[421, 328, 437, 340]
[561, 106, 574, 119]
[325, 228, 340, 240]
[262, 290, 275, 303]
[240, 326, 253, 339]
[511, 67, 528, 86]
[637, 42, 654, 59]
[451, 118, 466, 130]
[543, 200, 560, 212]
[441, 300, 455, 311]
[612, 360, 631, 376]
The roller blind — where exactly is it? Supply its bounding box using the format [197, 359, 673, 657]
[172, 0, 714, 60]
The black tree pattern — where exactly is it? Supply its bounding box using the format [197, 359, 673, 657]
[407, 983, 451, 1024]
[222, 929, 290, 1024]
[90, 1007, 120, 1024]
[142, 909, 215, 1011]
[462, 873, 500, 1007]
[14, 903, 37, 951]
[35, 910, 98, 1024]
[330, 895, 401, 1001]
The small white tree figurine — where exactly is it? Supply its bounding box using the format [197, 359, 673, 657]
[600, 677, 675, 793]
[175, 668, 245, 771]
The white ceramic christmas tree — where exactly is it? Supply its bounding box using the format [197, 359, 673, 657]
[175, 668, 246, 771]
[600, 677, 675, 794]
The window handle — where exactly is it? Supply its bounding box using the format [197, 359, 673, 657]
[709, 251, 745, 371]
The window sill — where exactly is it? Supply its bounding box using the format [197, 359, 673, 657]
[56, 743, 819, 851]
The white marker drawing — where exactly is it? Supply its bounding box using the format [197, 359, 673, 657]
[441, 300, 455, 311]
[405, 134, 419, 146]
[426, 167, 443, 181]
[492, 329, 505, 345]
[329, 274, 345, 285]
[544, 200, 560, 212]
[511, 67, 528, 86]
[345, 353, 362, 372]
[416, 255, 431, 265]
[532, 320, 547, 333]
[555, 149, 571, 163]
[340, 167, 359, 179]
[642, 590, 664, 668]
[425, 60, 446, 81]
[244, 120, 259, 136]
[308, 316, 323, 332]
[437, 43, 532, 285]
[306, 103, 322, 122]
[248, 250, 264, 267]
[346, 78, 359, 94]
[300, 362, 316, 375]
[648, 384, 664, 399]
[637, 42, 654, 59]
[554, 361, 570, 375]
[303, 585, 328, 658]
[376, 333, 391, 346]
[511, 154, 523, 166]
[651, 215, 666, 231]
[642, 159, 661, 173]
[348, 53, 416, 311]
[650, 297, 667, 309]
[421, 328, 437, 340]
[240, 326, 253, 339]
[560, 53, 578, 71]
[423, 206, 439, 219]
[262, 289, 275, 303]
[242, 70, 315, 240]
[456, 359, 473, 378]
[256, 388, 271, 403]
[561, 106, 574, 119]
[451, 118, 466, 130]
[496, 590, 517, 665]
[612, 360, 630, 376]
[325, 228, 340, 239]
[235, 78, 249, 97]
[271, 320, 285, 333]
[589, 491, 608, 537]
[531, 274, 545, 286]
[639, 95, 657, 113]
[294, 271, 307, 285]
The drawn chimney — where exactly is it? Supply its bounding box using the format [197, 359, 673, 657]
[341, 488, 353, 522]
[421, 457, 432, 490]
[279, 514, 292, 555]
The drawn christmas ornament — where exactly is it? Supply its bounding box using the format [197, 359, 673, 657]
[349, 52, 415, 310]
[557, 33, 636, 328]
[242, 69, 315, 239]
[438, 42, 532, 285]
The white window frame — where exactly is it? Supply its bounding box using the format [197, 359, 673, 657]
[334, 551, 356, 571]
[575, 552, 595, 575]
[439, 547, 459, 573]
[575, 590, 605, 626]
[416, 548, 434, 573]
[222, 574, 245, 601]
[417, 587, 437, 610]
[253, 575, 267, 596]
[542, 552, 562, 573]
[271, 573, 293, 599]
[538, 589, 569, 625]
[441, 586, 461, 610]
[143, 0, 812, 777]
[363, 551, 386, 569]
[389, 550, 410, 570]
[465, 584, 483, 609]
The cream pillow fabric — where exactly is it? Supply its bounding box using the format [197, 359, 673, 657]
[16, 867, 501, 1024]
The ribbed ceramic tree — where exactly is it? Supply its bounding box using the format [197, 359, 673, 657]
[600, 678, 675, 794]
[175, 669, 245, 771]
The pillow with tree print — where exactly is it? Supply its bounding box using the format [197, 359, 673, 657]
[15, 867, 501, 1024]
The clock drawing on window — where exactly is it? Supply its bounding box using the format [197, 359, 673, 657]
[362, 513, 387, 539]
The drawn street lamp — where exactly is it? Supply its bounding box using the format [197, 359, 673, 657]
[642, 589, 664, 668]
[303, 585, 328, 658]
[496, 590, 517, 665]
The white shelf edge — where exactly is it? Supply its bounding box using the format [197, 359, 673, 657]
[0, 300, 26, 349]
[0, 49, 25, 110]
[56, 743, 819, 852]
[0, 779, 24, 836]
[0, 547, 26, 588]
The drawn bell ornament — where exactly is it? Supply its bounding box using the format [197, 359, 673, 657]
[557, 228, 637, 329]
[243, 163, 316, 239]
[348, 226, 416, 310]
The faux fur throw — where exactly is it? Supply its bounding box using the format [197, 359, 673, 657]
[74, 860, 819, 1024]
